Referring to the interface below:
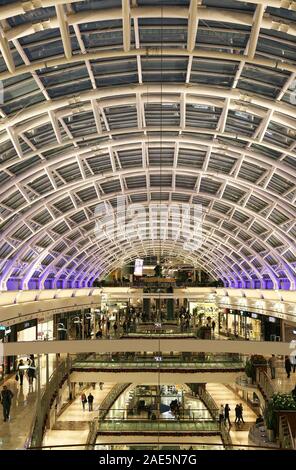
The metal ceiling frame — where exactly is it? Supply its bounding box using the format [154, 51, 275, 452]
[0, 0, 295, 290]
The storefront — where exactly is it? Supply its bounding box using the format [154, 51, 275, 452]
[37, 315, 54, 341]
[219, 309, 262, 340]
[17, 319, 37, 342]
[283, 321, 296, 343]
[219, 309, 281, 341]
[189, 301, 219, 326]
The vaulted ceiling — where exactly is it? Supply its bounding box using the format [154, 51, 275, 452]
[0, 0, 295, 290]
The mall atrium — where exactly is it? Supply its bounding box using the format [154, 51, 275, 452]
[0, 0, 295, 452]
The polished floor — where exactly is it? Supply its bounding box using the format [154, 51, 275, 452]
[0, 355, 56, 450]
[206, 384, 257, 448]
[43, 382, 115, 449]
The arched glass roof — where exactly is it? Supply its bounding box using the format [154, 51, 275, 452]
[0, 0, 295, 290]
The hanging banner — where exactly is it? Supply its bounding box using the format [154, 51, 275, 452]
[134, 259, 143, 276]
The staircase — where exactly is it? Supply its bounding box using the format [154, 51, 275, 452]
[279, 415, 295, 450]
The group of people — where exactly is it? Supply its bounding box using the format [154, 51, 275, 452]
[81, 392, 94, 411]
[16, 355, 36, 387]
[0, 355, 36, 423]
[219, 403, 245, 426]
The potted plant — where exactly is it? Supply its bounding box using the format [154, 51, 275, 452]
[264, 400, 276, 442]
[245, 359, 254, 384]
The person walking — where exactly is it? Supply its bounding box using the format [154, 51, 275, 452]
[106, 319, 111, 333]
[219, 404, 224, 425]
[99, 382, 104, 390]
[235, 404, 240, 423]
[238, 403, 245, 424]
[17, 359, 25, 386]
[113, 322, 118, 337]
[27, 357, 36, 386]
[269, 355, 276, 379]
[285, 356, 292, 379]
[88, 393, 94, 411]
[211, 320, 216, 334]
[0, 386, 14, 422]
[81, 392, 87, 411]
[224, 404, 231, 426]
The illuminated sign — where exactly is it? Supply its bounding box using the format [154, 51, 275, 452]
[134, 258, 143, 276]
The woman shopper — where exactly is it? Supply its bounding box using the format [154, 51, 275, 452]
[17, 359, 25, 386]
[81, 392, 87, 411]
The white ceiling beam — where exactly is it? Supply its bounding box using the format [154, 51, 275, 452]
[91, 99, 102, 134]
[6, 126, 23, 158]
[122, 0, 131, 52]
[48, 110, 62, 144]
[187, 0, 199, 52]
[217, 98, 230, 133]
[55, 4, 72, 60]
[247, 4, 265, 60]
[0, 28, 15, 73]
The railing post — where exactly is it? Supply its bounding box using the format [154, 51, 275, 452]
[67, 354, 72, 400]
[46, 353, 49, 385]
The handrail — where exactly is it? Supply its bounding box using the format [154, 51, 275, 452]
[86, 383, 131, 449]
[26, 360, 69, 449]
[197, 385, 233, 450]
[279, 415, 295, 450]
[256, 369, 274, 401]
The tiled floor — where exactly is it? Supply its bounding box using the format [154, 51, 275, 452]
[269, 362, 296, 394]
[206, 383, 257, 448]
[43, 383, 115, 449]
[0, 354, 56, 450]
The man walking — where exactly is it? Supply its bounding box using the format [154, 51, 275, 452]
[224, 404, 231, 426]
[238, 403, 245, 424]
[285, 356, 292, 379]
[0, 385, 14, 422]
[87, 392, 94, 411]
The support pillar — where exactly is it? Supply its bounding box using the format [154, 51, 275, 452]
[143, 298, 150, 322]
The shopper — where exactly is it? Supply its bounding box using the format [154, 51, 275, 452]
[269, 355, 276, 379]
[99, 382, 104, 390]
[219, 404, 224, 424]
[27, 357, 36, 386]
[211, 320, 216, 333]
[88, 393, 94, 411]
[95, 329, 103, 339]
[235, 404, 240, 423]
[285, 356, 292, 379]
[224, 404, 231, 426]
[292, 385, 296, 401]
[81, 392, 87, 411]
[106, 319, 111, 333]
[238, 403, 245, 424]
[17, 359, 25, 386]
[0, 386, 14, 422]
[113, 322, 118, 337]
